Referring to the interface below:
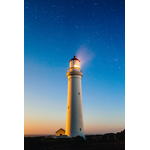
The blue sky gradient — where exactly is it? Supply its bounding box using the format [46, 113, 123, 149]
[24, 0, 125, 134]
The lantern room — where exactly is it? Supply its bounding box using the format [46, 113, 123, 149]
[69, 55, 80, 69]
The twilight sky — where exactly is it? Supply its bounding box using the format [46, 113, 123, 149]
[24, 0, 125, 135]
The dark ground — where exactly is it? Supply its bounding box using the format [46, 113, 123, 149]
[24, 130, 125, 150]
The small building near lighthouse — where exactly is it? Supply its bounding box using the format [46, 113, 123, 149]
[55, 128, 65, 136]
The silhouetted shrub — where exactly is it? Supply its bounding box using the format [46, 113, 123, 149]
[24, 130, 125, 150]
[70, 136, 85, 146]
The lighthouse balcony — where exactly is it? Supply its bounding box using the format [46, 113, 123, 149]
[67, 69, 82, 73]
[66, 69, 83, 77]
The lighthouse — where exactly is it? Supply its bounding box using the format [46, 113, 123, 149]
[65, 55, 85, 139]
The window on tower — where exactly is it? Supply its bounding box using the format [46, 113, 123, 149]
[80, 128, 81, 131]
[78, 92, 80, 95]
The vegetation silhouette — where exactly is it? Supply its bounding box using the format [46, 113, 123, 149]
[24, 129, 125, 150]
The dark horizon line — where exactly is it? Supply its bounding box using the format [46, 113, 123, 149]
[24, 129, 125, 137]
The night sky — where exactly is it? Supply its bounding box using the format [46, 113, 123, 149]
[24, 0, 125, 135]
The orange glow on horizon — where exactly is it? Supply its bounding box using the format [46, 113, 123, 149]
[24, 118, 124, 135]
[24, 117, 66, 135]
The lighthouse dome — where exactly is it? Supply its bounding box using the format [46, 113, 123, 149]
[69, 55, 80, 62]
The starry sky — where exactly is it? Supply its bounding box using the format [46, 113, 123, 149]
[24, 0, 125, 135]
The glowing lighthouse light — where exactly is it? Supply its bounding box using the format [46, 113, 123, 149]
[65, 55, 85, 139]
[74, 64, 80, 68]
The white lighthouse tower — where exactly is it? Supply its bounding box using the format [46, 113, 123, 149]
[65, 55, 85, 139]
